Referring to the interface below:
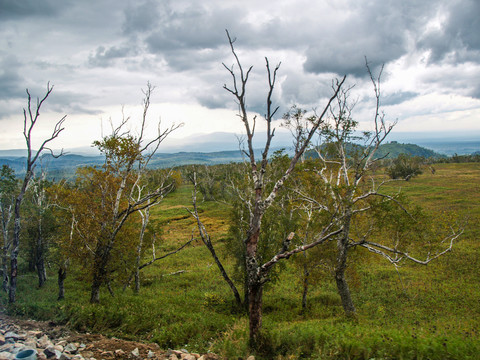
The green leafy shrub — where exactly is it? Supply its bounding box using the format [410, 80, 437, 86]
[387, 154, 424, 180]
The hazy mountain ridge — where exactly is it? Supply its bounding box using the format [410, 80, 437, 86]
[0, 142, 453, 179]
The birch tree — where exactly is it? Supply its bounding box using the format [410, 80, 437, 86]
[62, 83, 181, 303]
[293, 62, 463, 315]
[9, 83, 66, 303]
[0, 165, 17, 292]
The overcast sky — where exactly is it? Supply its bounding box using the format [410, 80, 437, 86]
[0, 0, 479, 151]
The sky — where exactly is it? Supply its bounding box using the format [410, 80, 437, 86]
[0, 0, 479, 152]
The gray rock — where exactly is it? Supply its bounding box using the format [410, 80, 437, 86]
[0, 350, 15, 360]
[63, 345, 77, 355]
[23, 339, 37, 350]
[0, 344, 14, 353]
[43, 347, 61, 359]
[37, 336, 52, 349]
[114, 350, 124, 357]
[131, 348, 139, 357]
[180, 355, 196, 360]
[4, 333, 22, 341]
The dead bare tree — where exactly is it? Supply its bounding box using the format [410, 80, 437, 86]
[9, 83, 66, 303]
[222, 30, 345, 347]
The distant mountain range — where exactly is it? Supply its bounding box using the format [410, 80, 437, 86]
[1, 130, 478, 178]
[0, 141, 455, 179]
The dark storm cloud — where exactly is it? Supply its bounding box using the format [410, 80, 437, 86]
[0, 55, 26, 100]
[302, 1, 415, 77]
[382, 91, 419, 106]
[122, 0, 162, 35]
[418, 0, 480, 64]
[144, 8, 234, 53]
[0, 0, 73, 19]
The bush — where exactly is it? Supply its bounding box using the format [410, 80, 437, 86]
[386, 154, 424, 180]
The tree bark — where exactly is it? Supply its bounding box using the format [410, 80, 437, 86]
[9, 190, 25, 303]
[302, 261, 309, 311]
[90, 243, 111, 303]
[36, 235, 47, 288]
[1, 245, 8, 292]
[36, 256, 47, 288]
[248, 279, 264, 347]
[90, 271, 102, 304]
[57, 266, 66, 300]
[335, 231, 355, 315]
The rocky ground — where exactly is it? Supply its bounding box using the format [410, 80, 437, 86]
[0, 314, 222, 360]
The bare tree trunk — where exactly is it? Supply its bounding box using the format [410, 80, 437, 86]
[190, 177, 242, 306]
[90, 244, 111, 303]
[134, 208, 149, 294]
[245, 229, 265, 347]
[57, 266, 66, 300]
[302, 259, 309, 312]
[90, 269, 103, 304]
[207, 239, 242, 306]
[36, 256, 47, 288]
[9, 192, 25, 303]
[107, 280, 115, 297]
[335, 232, 355, 315]
[1, 245, 8, 292]
[247, 276, 264, 347]
[1, 203, 12, 293]
[36, 235, 47, 288]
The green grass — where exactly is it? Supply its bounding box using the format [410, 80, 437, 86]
[2, 163, 480, 359]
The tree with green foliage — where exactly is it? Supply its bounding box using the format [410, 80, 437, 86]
[57, 83, 181, 303]
[23, 171, 58, 288]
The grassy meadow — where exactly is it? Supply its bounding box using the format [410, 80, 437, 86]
[2, 162, 480, 359]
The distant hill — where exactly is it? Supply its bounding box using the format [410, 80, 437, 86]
[374, 142, 441, 159]
[305, 141, 443, 160]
